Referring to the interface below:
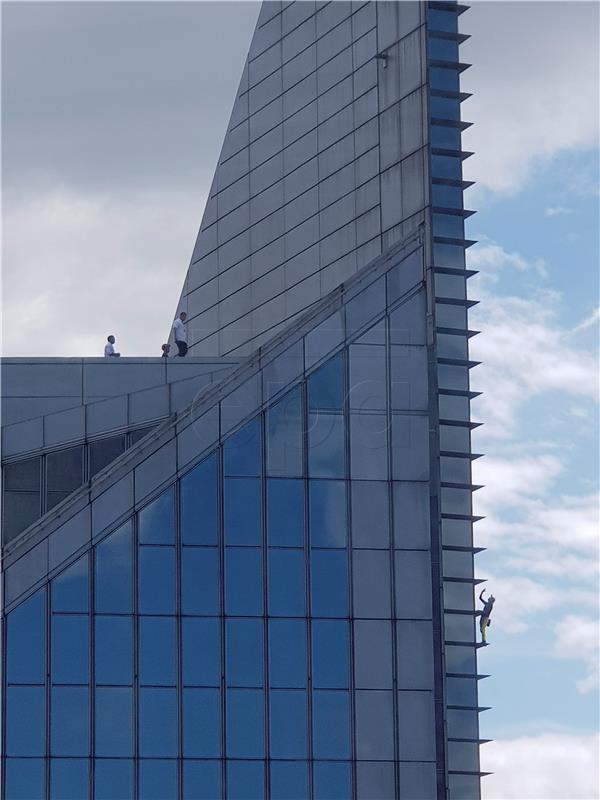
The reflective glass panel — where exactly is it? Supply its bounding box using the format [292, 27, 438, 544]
[309, 354, 344, 410]
[447, 708, 479, 739]
[350, 411, 388, 480]
[95, 616, 133, 685]
[393, 482, 430, 549]
[51, 687, 88, 756]
[95, 760, 133, 800]
[139, 617, 176, 685]
[311, 550, 348, 617]
[349, 344, 386, 411]
[266, 387, 303, 477]
[449, 773, 481, 800]
[95, 523, 132, 613]
[52, 555, 88, 612]
[312, 620, 349, 688]
[227, 689, 265, 758]
[314, 762, 352, 800]
[438, 332, 469, 360]
[270, 762, 308, 800]
[430, 94, 460, 121]
[181, 454, 218, 544]
[443, 549, 474, 579]
[355, 690, 395, 760]
[50, 759, 89, 800]
[428, 7, 458, 32]
[2, 490, 40, 543]
[444, 580, 474, 611]
[431, 123, 462, 150]
[308, 412, 345, 477]
[227, 761, 265, 800]
[51, 615, 89, 684]
[224, 478, 261, 545]
[309, 479, 346, 547]
[7, 590, 45, 684]
[440, 423, 471, 452]
[181, 547, 219, 615]
[431, 66, 460, 92]
[447, 676, 478, 706]
[225, 548, 263, 616]
[226, 618, 264, 687]
[434, 273, 467, 300]
[269, 619, 307, 688]
[182, 618, 220, 686]
[357, 761, 396, 799]
[139, 760, 177, 800]
[436, 302, 468, 330]
[432, 182, 463, 209]
[183, 688, 221, 757]
[268, 549, 305, 616]
[434, 242, 466, 268]
[183, 761, 221, 800]
[6, 687, 45, 756]
[444, 612, 475, 642]
[89, 435, 126, 477]
[428, 35, 459, 61]
[47, 447, 83, 492]
[354, 620, 394, 689]
[5, 758, 45, 800]
[139, 688, 177, 756]
[3, 457, 40, 490]
[224, 416, 261, 476]
[270, 690, 308, 758]
[138, 487, 175, 544]
[267, 478, 304, 546]
[446, 645, 477, 674]
[441, 455, 471, 483]
[442, 488, 472, 516]
[439, 394, 470, 421]
[138, 547, 176, 614]
[312, 690, 351, 758]
[352, 550, 391, 618]
[95, 687, 133, 756]
[351, 481, 389, 548]
[442, 518, 473, 547]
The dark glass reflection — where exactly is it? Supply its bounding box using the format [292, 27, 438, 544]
[46, 447, 83, 492]
[266, 387, 303, 477]
[224, 417, 261, 477]
[309, 480, 347, 547]
[95, 523, 133, 613]
[52, 555, 89, 612]
[267, 478, 304, 546]
[181, 454, 218, 544]
[138, 487, 175, 544]
[7, 590, 45, 684]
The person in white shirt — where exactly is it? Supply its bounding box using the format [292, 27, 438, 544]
[172, 312, 188, 357]
[104, 335, 120, 357]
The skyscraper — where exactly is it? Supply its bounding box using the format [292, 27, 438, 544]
[1, 2, 484, 799]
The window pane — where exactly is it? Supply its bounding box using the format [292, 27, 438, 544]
[438, 364, 469, 391]
[434, 273, 467, 300]
[7, 589, 45, 684]
[52, 555, 89, 612]
[444, 612, 475, 642]
[351, 481, 389, 548]
[270, 762, 308, 800]
[95, 760, 133, 800]
[314, 762, 351, 800]
[432, 182, 463, 209]
[447, 708, 479, 740]
[224, 417, 261, 477]
[349, 344, 386, 411]
[183, 761, 221, 800]
[434, 242, 466, 268]
[312, 690, 351, 758]
[268, 549, 305, 616]
[95, 616, 133, 685]
[308, 412, 345, 477]
[447, 676, 478, 706]
[139, 617, 177, 685]
[181, 547, 219, 615]
[446, 645, 477, 674]
[352, 550, 391, 618]
[2, 490, 40, 543]
[226, 619, 264, 687]
[130, 425, 155, 444]
[183, 688, 221, 757]
[309, 479, 347, 547]
[267, 478, 304, 546]
[354, 620, 393, 689]
[5, 759, 45, 800]
[139, 760, 177, 800]
[269, 619, 307, 688]
[449, 773, 481, 800]
[89, 435, 126, 477]
[138, 546, 176, 614]
[225, 548, 263, 616]
[440, 424, 471, 453]
[6, 687, 45, 756]
[47, 490, 72, 511]
[438, 332, 469, 360]
[428, 7, 458, 32]
[356, 761, 396, 799]
[226, 689, 265, 758]
[439, 392, 471, 421]
[443, 549, 474, 579]
[139, 487, 175, 544]
[270, 690, 308, 758]
[444, 581, 474, 611]
[436, 302, 468, 330]
[266, 387, 303, 477]
[442, 487, 472, 516]
[312, 621, 349, 688]
[391, 414, 429, 480]
[95, 522, 132, 613]
[442, 518, 473, 548]
[431, 66, 460, 92]
[355, 691, 394, 760]
[47, 447, 83, 492]
[139, 688, 177, 756]
[51, 615, 89, 684]
[181, 454, 218, 544]
[430, 122, 462, 150]
[227, 761, 265, 800]
[396, 620, 435, 690]
[311, 550, 348, 617]
[309, 355, 344, 411]
[95, 687, 133, 756]
[51, 686, 88, 756]
[4, 457, 40, 490]
[224, 478, 261, 545]
[183, 618, 220, 686]
[440, 455, 471, 483]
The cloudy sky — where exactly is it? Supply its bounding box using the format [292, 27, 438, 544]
[2, 2, 599, 797]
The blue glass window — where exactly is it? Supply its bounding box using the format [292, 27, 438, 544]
[428, 8, 458, 33]
[266, 387, 303, 477]
[7, 589, 45, 683]
[139, 760, 177, 800]
[224, 416, 261, 476]
[138, 546, 176, 614]
[95, 616, 133, 685]
[442, 518, 473, 547]
[227, 761, 265, 800]
[95, 522, 132, 613]
[139, 617, 177, 685]
[267, 478, 304, 546]
[443, 549, 474, 579]
[183, 761, 221, 800]
[446, 644, 477, 674]
[314, 762, 352, 800]
[139, 688, 177, 756]
[436, 300, 468, 330]
[95, 760, 133, 800]
[311, 550, 348, 617]
[225, 548, 263, 615]
[439, 395, 470, 422]
[312, 620, 349, 688]
[138, 487, 175, 544]
[442, 487, 472, 515]
[224, 477, 261, 545]
[270, 762, 308, 800]
[440, 424, 471, 453]
[438, 332, 469, 360]
[430, 94, 461, 121]
[182, 617, 220, 686]
[309, 355, 344, 410]
[434, 242, 466, 268]
[95, 687, 133, 756]
[435, 273, 467, 300]
[308, 412, 345, 477]
[432, 181, 463, 209]
[444, 580, 474, 611]
[431, 66, 460, 92]
[309, 480, 347, 547]
[269, 619, 307, 688]
[444, 612, 475, 642]
[438, 365, 469, 392]
[432, 154, 463, 181]
[181, 454, 218, 544]
[183, 688, 221, 757]
[226, 689, 265, 758]
[354, 620, 394, 689]
[449, 773, 481, 799]
[181, 547, 219, 614]
[349, 344, 386, 411]
[268, 549, 305, 616]
[51, 615, 89, 683]
[50, 759, 89, 800]
[449, 739, 480, 771]
[351, 481, 389, 547]
[312, 690, 351, 758]
[447, 676, 478, 706]
[353, 550, 391, 618]
[428, 36, 459, 62]
[270, 690, 308, 759]
[6, 687, 45, 756]
[447, 708, 479, 740]
[5, 759, 45, 800]
[51, 686, 88, 756]
[350, 411, 388, 480]
[433, 213, 465, 240]
[52, 555, 88, 612]
[226, 618, 264, 687]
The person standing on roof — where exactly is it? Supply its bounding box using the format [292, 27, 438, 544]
[172, 312, 188, 357]
[478, 588, 495, 644]
[104, 335, 121, 357]
[161, 343, 171, 358]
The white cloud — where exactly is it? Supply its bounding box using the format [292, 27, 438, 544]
[468, 241, 548, 279]
[571, 308, 600, 335]
[544, 206, 574, 218]
[553, 616, 600, 694]
[481, 733, 600, 799]
[460, 3, 599, 195]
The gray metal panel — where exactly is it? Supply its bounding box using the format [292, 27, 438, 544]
[86, 395, 128, 436]
[44, 406, 86, 448]
[91, 473, 135, 538]
[2, 416, 44, 457]
[83, 361, 165, 399]
[134, 439, 177, 504]
[5, 539, 48, 606]
[397, 690, 436, 761]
